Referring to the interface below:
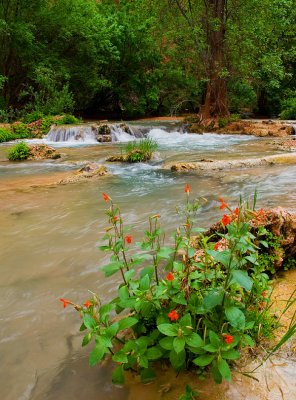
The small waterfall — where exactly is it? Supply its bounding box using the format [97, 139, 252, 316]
[110, 125, 136, 142]
[46, 125, 96, 143]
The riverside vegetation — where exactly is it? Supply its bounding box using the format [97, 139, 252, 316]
[60, 187, 296, 388]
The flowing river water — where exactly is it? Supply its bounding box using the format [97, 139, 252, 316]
[0, 124, 295, 400]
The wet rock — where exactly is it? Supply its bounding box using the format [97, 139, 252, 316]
[98, 124, 111, 136]
[97, 135, 112, 143]
[165, 153, 296, 172]
[218, 120, 294, 137]
[28, 144, 61, 160]
[58, 163, 108, 184]
[106, 155, 127, 162]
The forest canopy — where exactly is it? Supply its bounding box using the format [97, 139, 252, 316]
[0, 0, 296, 120]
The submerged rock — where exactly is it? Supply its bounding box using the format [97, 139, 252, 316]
[28, 144, 61, 160]
[58, 163, 109, 184]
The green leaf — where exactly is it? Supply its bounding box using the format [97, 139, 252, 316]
[89, 345, 105, 366]
[179, 313, 192, 328]
[159, 336, 174, 350]
[212, 364, 222, 384]
[146, 346, 162, 360]
[193, 354, 215, 367]
[83, 314, 97, 330]
[99, 304, 114, 324]
[157, 323, 179, 336]
[185, 333, 204, 348]
[242, 334, 255, 347]
[203, 344, 218, 353]
[114, 239, 123, 253]
[217, 358, 231, 381]
[140, 367, 156, 383]
[101, 261, 122, 277]
[79, 322, 87, 331]
[209, 330, 221, 348]
[118, 316, 138, 330]
[82, 332, 92, 347]
[124, 269, 135, 282]
[203, 289, 224, 310]
[173, 336, 185, 353]
[112, 352, 128, 363]
[169, 349, 186, 369]
[118, 285, 129, 300]
[140, 274, 150, 291]
[157, 246, 173, 259]
[225, 307, 245, 330]
[173, 293, 187, 305]
[112, 365, 124, 385]
[206, 249, 231, 267]
[140, 266, 154, 279]
[230, 270, 253, 291]
[139, 355, 149, 368]
[221, 349, 240, 360]
[105, 323, 119, 337]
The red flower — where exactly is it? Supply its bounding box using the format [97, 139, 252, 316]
[168, 310, 179, 321]
[233, 207, 239, 216]
[184, 183, 190, 194]
[224, 334, 234, 344]
[84, 300, 92, 308]
[60, 298, 71, 308]
[219, 198, 228, 210]
[125, 235, 132, 244]
[102, 192, 109, 202]
[221, 214, 231, 226]
[166, 272, 174, 281]
[113, 216, 118, 222]
[214, 242, 219, 250]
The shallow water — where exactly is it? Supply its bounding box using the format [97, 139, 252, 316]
[0, 127, 295, 400]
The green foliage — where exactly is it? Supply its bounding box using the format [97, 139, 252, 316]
[0, 128, 15, 142]
[280, 92, 296, 119]
[124, 139, 158, 163]
[11, 123, 30, 138]
[22, 112, 45, 124]
[59, 114, 80, 125]
[62, 191, 293, 387]
[7, 142, 30, 161]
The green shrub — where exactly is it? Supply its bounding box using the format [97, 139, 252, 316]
[0, 128, 15, 142]
[11, 122, 30, 138]
[124, 138, 158, 163]
[22, 111, 44, 124]
[280, 94, 296, 120]
[59, 114, 80, 125]
[7, 142, 30, 161]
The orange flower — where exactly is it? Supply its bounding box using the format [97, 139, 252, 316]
[166, 271, 174, 281]
[113, 216, 118, 222]
[221, 214, 231, 226]
[233, 207, 239, 216]
[125, 235, 132, 244]
[219, 198, 228, 210]
[84, 300, 92, 308]
[224, 334, 234, 344]
[184, 183, 190, 194]
[214, 242, 219, 250]
[102, 192, 109, 202]
[168, 310, 179, 321]
[60, 298, 71, 308]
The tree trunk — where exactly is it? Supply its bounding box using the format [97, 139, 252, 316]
[200, 0, 229, 120]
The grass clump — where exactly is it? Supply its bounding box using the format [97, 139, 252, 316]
[0, 128, 16, 142]
[124, 138, 158, 162]
[7, 142, 30, 161]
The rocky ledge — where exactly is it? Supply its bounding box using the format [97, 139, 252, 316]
[187, 119, 294, 137]
[58, 163, 108, 184]
[28, 144, 61, 160]
[164, 153, 296, 172]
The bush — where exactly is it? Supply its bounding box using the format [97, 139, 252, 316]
[22, 111, 45, 124]
[280, 94, 296, 120]
[124, 138, 158, 162]
[11, 122, 30, 138]
[7, 142, 30, 161]
[59, 114, 80, 125]
[60, 190, 294, 386]
[0, 128, 16, 142]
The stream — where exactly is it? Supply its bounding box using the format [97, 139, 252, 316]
[0, 123, 295, 400]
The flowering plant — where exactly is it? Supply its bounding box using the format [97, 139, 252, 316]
[61, 187, 278, 385]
